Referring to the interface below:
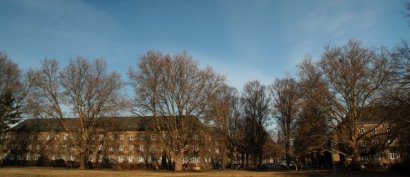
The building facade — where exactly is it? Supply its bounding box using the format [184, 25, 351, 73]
[0, 117, 217, 169]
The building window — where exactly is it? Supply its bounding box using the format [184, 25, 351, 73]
[140, 134, 145, 140]
[374, 154, 381, 160]
[55, 134, 59, 140]
[129, 145, 134, 151]
[36, 145, 41, 150]
[139, 145, 144, 152]
[174, 145, 179, 152]
[110, 135, 115, 140]
[362, 155, 368, 161]
[149, 145, 156, 152]
[130, 134, 135, 140]
[360, 141, 366, 147]
[128, 156, 134, 163]
[371, 128, 377, 134]
[70, 155, 76, 161]
[151, 134, 157, 140]
[389, 153, 399, 160]
[46, 134, 51, 140]
[34, 154, 40, 160]
[119, 134, 124, 140]
[386, 128, 392, 133]
[192, 156, 200, 163]
[64, 134, 68, 141]
[63, 144, 68, 148]
[138, 156, 144, 163]
[184, 145, 189, 151]
[193, 134, 199, 140]
[194, 145, 199, 151]
[37, 136, 41, 141]
[98, 145, 103, 151]
[119, 145, 124, 151]
[118, 156, 125, 163]
[27, 145, 32, 150]
[359, 128, 365, 134]
[71, 145, 76, 151]
[54, 144, 58, 149]
[109, 145, 114, 151]
[99, 134, 104, 141]
[372, 140, 379, 145]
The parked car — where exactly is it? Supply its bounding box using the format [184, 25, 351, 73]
[260, 163, 276, 170]
[279, 160, 296, 168]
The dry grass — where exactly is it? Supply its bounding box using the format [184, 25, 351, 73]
[0, 167, 308, 177]
[0, 167, 408, 177]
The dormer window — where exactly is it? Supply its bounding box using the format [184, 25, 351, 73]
[371, 128, 376, 134]
[359, 128, 365, 134]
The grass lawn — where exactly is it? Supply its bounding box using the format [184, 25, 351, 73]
[0, 167, 408, 177]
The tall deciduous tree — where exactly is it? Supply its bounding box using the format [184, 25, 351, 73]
[318, 40, 389, 169]
[241, 80, 271, 168]
[27, 58, 123, 169]
[271, 77, 300, 169]
[207, 84, 241, 169]
[129, 51, 224, 171]
[0, 52, 26, 139]
[294, 58, 331, 166]
[387, 40, 410, 165]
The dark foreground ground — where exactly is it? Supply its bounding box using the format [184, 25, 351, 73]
[0, 167, 408, 177]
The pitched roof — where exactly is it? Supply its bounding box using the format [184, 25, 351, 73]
[9, 117, 151, 132]
[8, 116, 205, 132]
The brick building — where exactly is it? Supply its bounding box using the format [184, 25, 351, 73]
[0, 117, 216, 169]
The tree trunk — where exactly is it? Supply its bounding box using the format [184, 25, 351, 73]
[285, 140, 290, 169]
[174, 149, 184, 171]
[351, 143, 361, 170]
[79, 129, 89, 169]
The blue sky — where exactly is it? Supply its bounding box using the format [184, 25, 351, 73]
[0, 0, 409, 90]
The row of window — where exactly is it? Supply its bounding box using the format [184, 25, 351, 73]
[359, 139, 396, 147]
[1, 144, 200, 153]
[361, 153, 400, 160]
[359, 127, 392, 135]
[0, 153, 202, 164]
[1, 134, 200, 141]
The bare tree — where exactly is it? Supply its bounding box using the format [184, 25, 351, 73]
[318, 40, 390, 169]
[129, 51, 224, 171]
[0, 52, 26, 140]
[294, 58, 331, 167]
[206, 84, 241, 169]
[27, 57, 123, 169]
[241, 80, 271, 168]
[271, 76, 300, 169]
[386, 40, 410, 165]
